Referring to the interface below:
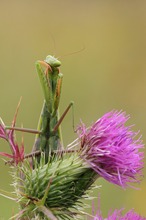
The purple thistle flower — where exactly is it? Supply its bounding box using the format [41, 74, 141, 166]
[92, 209, 146, 220]
[0, 121, 24, 164]
[0, 104, 24, 164]
[77, 111, 144, 187]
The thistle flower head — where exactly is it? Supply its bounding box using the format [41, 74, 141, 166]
[0, 121, 24, 164]
[77, 111, 144, 187]
[13, 153, 96, 219]
[0, 103, 24, 165]
[92, 208, 146, 220]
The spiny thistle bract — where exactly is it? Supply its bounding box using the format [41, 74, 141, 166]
[0, 55, 145, 219]
[12, 153, 97, 219]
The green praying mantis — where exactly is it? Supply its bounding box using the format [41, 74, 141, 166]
[33, 55, 63, 157]
[6, 55, 74, 162]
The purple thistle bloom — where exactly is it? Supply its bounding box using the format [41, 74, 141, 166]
[92, 209, 146, 220]
[77, 111, 144, 187]
[0, 115, 24, 165]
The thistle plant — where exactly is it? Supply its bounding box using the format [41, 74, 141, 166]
[0, 55, 145, 219]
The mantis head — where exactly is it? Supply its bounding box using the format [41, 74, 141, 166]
[45, 55, 61, 68]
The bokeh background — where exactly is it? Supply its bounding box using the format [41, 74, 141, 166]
[0, 0, 146, 219]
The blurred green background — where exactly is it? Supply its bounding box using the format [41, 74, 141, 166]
[0, 0, 146, 219]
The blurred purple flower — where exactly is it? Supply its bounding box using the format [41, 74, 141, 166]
[92, 208, 146, 220]
[77, 111, 144, 187]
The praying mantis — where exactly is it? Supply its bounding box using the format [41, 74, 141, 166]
[33, 55, 74, 161]
[33, 55, 63, 157]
